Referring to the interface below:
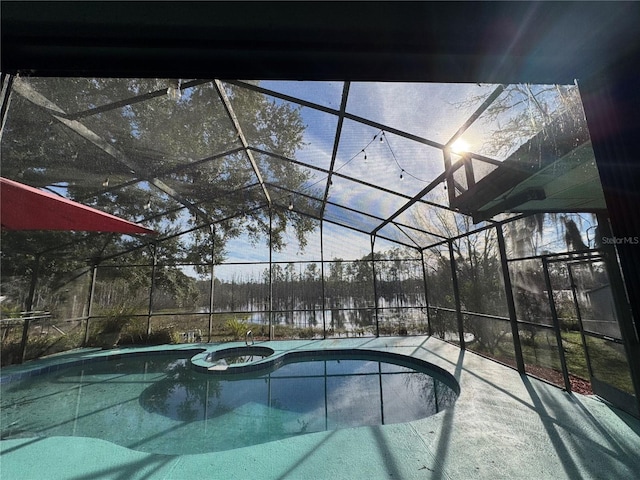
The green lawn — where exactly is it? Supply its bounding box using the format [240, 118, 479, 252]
[464, 326, 634, 395]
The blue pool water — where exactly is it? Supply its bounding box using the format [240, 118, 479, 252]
[0, 351, 458, 455]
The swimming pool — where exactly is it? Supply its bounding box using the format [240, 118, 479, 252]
[0, 349, 458, 455]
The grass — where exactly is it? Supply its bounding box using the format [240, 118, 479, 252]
[466, 326, 634, 395]
[561, 331, 589, 379]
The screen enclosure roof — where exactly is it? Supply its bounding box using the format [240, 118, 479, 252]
[1, 76, 606, 252]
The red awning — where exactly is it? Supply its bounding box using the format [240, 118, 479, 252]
[0, 177, 156, 234]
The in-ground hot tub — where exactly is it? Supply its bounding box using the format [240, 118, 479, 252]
[192, 345, 276, 372]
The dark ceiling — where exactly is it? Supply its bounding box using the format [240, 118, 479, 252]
[2, 1, 639, 83]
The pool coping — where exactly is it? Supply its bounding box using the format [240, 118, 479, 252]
[0, 345, 206, 384]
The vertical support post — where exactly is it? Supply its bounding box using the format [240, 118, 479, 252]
[208, 226, 216, 343]
[581, 76, 640, 347]
[420, 249, 432, 336]
[147, 241, 158, 337]
[581, 74, 640, 416]
[596, 213, 640, 410]
[542, 257, 572, 392]
[83, 262, 98, 346]
[19, 316, 31, 364]
[320, 220, 327, 339]
[20, 254, 40, 363]
[496, 225, 525, 372]
[566, 263, 595, 379]
[371, 235, 379, 337]
[443, 149, 456, 205]
[269, 209, 274, 340]
[25, 254, 40, 313]
[463, 153, 475, 189]
[448, 240, 465, 349]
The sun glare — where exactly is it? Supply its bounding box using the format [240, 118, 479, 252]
[450, 139, 470, 154]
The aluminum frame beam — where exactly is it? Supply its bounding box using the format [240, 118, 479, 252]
[12, 78, 215, 224]
[214, 79, 272, 207]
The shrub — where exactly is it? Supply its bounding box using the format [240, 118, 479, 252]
[0, 303, 22, 319]
[225, 317, 248, 340]
[297, 327, 318, 339]
[97, 305, 138, 333]
[146, 327, 181, 345]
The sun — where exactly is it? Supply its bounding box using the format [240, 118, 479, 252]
[450, 139, 470, 154]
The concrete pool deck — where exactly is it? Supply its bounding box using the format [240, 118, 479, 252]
[1, 335, 639, 479]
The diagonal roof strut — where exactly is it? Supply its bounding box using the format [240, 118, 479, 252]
[322, 81, 350, 217]
[444, 84, 506, 149]
[214, 79, 271, 207]
[12, 77, 214, 224]
[371, 157, 469, 236]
